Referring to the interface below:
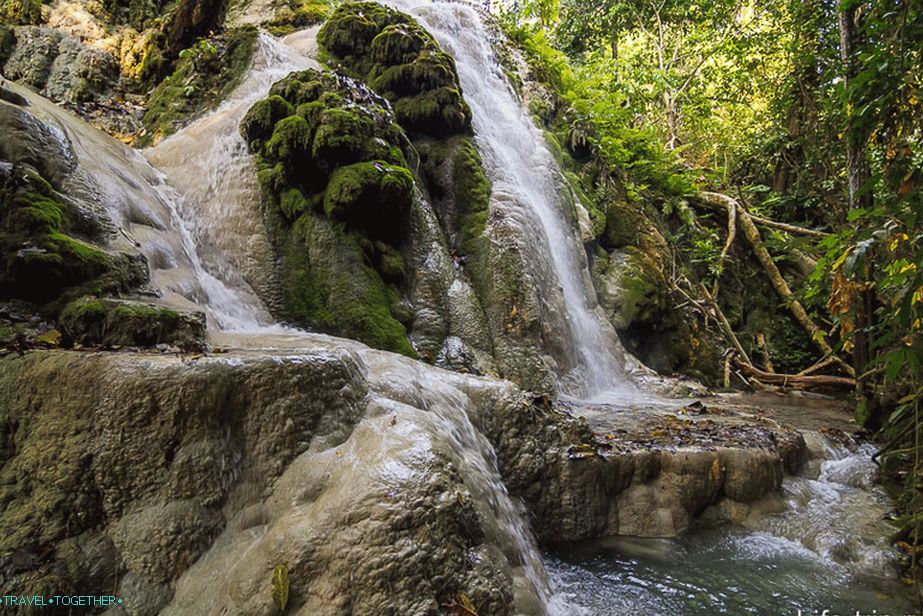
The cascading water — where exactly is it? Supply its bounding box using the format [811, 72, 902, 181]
[31, 7, 904, 614]
[144, 31, 319, 328]
[138, 20, 565, 613]
[387, 0, 638, 400]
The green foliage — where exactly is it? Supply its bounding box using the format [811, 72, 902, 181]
[140, 28, 259, 146]
[265, 0, 330, 36]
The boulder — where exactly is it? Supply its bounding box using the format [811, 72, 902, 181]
[58, 297, 206, 350]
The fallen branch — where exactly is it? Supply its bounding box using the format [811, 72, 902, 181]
[698, 191, 855, 378]
[737, 362, 856, 389]
[699, 283, 752, 366]
[748, 213, 830, 238]
[695, 194, 830, 238]
[796, 355, 839, 377]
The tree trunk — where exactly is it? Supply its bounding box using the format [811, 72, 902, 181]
[838, 0, 876, 420]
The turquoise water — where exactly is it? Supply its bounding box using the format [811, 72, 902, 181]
[546, 528, 917, 616]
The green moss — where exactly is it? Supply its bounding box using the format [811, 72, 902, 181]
[243, 68, 420, 354]
[318, 2, 471, 138]
[265, 0, 331, 36]
[311, 108, 375, 169]
[323, 161, 413, 245]
[0, 0, 43, 25]
[242, 95, 295, 145]
[370, 23, 430, 66]
[140, 27, 259, 146]
[267, 115, 314, 170]
[317, 1, 401, 60]
[279, 187, 310, 219]
[280, 215, 416, 357]
[59, 297, 205, 350]
[451, 139, 491, 257]
[0, 167, 148, 310]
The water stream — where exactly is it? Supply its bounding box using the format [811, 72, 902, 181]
[546, 440, 915, 615]
[388, 0, 635, 400]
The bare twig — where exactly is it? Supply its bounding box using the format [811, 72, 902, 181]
[712, 194, 737, 297]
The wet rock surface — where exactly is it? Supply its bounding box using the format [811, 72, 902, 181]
[0, 337, 859, 615]
[58, 297, 206, 350]
[0, 346, 546, 614]
[521, 396, 809, 542]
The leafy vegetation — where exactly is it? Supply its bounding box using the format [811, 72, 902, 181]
[140, 27, 259, 145]
[502, 0, 922, 576]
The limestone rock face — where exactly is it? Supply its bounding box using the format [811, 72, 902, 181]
[0, 27, 120, 104]
[0, 342, 813, 614]
[0, 347, 549, 615]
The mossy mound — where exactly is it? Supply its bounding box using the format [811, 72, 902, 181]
[59, 297, 206, 350]
[0, 164, 148, 314]
[242, 68, 416, 356]
[324, 161, 413, 245]
[139, 27, 259, 146]
[318, 1, 472, 137]
[264, 0, 331, 36]
[0, 0, 43, 26]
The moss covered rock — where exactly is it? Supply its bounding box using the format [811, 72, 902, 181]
[242, 68, 416, 355]
[140, 27, 259, 145]
[0, 164, 148, 312]
[59, 297, 206, 350]
[324, 161, 413, 245]
[318, 2, 472, 137]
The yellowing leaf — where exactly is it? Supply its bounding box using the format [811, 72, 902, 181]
[272, 564, 290, 614]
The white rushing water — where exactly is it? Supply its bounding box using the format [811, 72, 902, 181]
[387, 0, 637, 400]
[143, 30, 323, 331]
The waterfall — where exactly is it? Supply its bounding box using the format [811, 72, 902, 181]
[143, 30, 322, 331]
[386, 0, 638, 400]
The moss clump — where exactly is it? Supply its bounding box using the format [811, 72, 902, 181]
[267, 114, 314, 170]
[0, 166, 148, 312]
[280, 215, 415, 357]
[241, 95, 295, 145]
[242, 68, 417, 355]
[318, 2, 472, 138]
[0, 0, 43, 25]
[324, 161, 413, 245]
[265, 0, 331, 36]
[58, 297, 206, 350]
[139, 27, 259, 146]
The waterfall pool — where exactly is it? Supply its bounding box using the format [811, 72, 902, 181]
[543, 425, 919, 616]
[545, 527, 917, 616]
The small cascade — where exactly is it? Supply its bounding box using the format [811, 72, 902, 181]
[144, 31, 320, 330]
[754, 436, 902, 575]
[386, 0, 636, 400]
